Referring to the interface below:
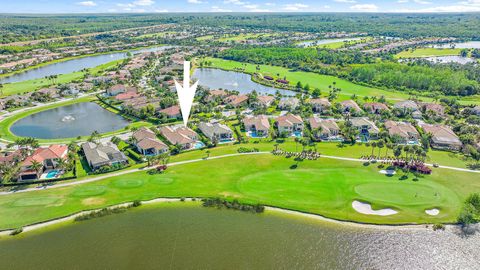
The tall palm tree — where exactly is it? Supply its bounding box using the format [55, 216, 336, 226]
[30, 160, 43, 179]
[56, 158, 67, 171]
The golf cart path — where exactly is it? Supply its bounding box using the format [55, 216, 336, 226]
[1, 152, 478, 196]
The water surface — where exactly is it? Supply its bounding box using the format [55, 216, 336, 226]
[193, 68, 294, 96]
[0, 204, 478, 270]
[297, 38, 362, 47]
[0, 46, 169, 84]
[425, 55, 476, 64]
[10, 102, 130, 139]
[433, 41, 480, 49]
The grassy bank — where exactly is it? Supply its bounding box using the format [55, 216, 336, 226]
[0, 96, 150, 144]
[0, 60, 122, 97]
[396, 48, 462, 58]
[0, 152, 478, 229]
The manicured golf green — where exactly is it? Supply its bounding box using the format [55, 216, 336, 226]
[0, 153, 478, 230]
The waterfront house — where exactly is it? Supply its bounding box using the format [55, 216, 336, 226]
[420, 123, 462, 151]
[198, 122, 234, 143]
[224, 95, 249, 107]
[350, 117, 379, 140]
[309, 98, 331, 113]
[309, 117, 341, 141]
[158, 125, 199, 150]
[384, 120, 419, 144]
[107, 84, 127, 96]
[243, 115, 270, 138]
[278, 97, 300, 110]
[82, 142, 128, 171]
[421, 103, 445, 116]
[256, 95, 275, 107]
[394, 100, 419, 113]
[206, 90, 228, 102]
[132, 127, 169, 155]
[276, 113, 304, 137]
[19, 145, 68, 180]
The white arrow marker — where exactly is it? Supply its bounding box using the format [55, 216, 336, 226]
[174, 61, 198, 127]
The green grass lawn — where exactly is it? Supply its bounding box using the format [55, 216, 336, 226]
[0, 153, 478, 230]
[396, 48, 462, 58]
[201, 57, 413, 102]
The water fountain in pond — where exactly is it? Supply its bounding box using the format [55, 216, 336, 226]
[61, 115, 76, 122]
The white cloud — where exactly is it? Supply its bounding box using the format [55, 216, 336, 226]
[188, 0, 205, 4]
[397, 0, 409, 3]
[283, 3, 309, 11]
[334, 0, 357, 3]
[413, 0, 431, 4]
[394, 0, 480, 12]
[133, 0, 155, 6]
[265, 2, 276, 6]
[211, 5, 232, 12]
[76, 1, 97, 6]
[350, 4, 378, 12]
[223, 0, 245, 5]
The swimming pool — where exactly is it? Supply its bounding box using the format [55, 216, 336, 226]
[193, 141, 206, 149]
[293, 131, 303, 138]
[247, 131, 268, 138]
[44, 170, 62, 179]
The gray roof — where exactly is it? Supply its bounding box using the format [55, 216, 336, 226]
[199, 122, 233, 138]
[82, 142, 127, 168]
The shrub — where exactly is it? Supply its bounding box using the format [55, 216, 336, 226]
[433, 223, 445, 231]
[132, 200, 142, 207]
[10, 227, 23, 236]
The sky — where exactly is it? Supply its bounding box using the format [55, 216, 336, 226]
[1, 0, 480, 13]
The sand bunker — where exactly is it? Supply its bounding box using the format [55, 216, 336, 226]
[425, 208, 440, 216]
[379, 170, 396, 175]
[352, 200, 398, 216]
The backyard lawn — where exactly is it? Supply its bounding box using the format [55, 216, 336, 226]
[0, 153, 478, 230]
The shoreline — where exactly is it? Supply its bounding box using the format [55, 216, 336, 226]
[0, 197, 464, 237]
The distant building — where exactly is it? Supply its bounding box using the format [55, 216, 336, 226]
[276, 113, 303, 137]
[159, 125, 199, 150]
[243, 115, 270, 138]
[309, 98, 331, 113]
[132, 127, 169, 155]
[363, 102, 389, 114]
[384, 121, 419, 144]
[309, 117, 340, 141]
[198, 122, 234, 143]
[278, 97, 299, 110]
[340, 100, 363, 113]
[350, 117, 379, 140]
[159, 105, 182, 119]
[107, 84, 127, 96]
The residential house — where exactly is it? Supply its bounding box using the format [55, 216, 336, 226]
[207, 90, 228, 102]
[198, 122, 234, 143]
[340, 100, 363, 114]
[243, 115, 270, 138]
[363, 102, 389, 114]
[394, 100, 419, 112]
[472, 106, 480, 116]
[115, 91, 140, 101]
[276, 113, 304, 137]
[107, 84, 127, 96]
[278, 97, 300, 110]
[159, 105, 182, 119]
[309, 117, 340, 141]
[132, 127, 169, 155]
[256, 95, 275, 107]
[420, 124, 462, 151]
[159, 125, 199, 150]
[224, 95, 249, 107]
[384, 121, 420, 144]
[82, 142, 128, 170]
[19, 145, 68, 180]
[350, 117, 379, 140]
[421, 103, 445, 116]
[309, 98, 331, 113]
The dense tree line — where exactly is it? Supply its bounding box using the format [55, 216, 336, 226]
[1, 13, 480, 43]
[219, 47, 375, 67]
[348, 62, 479, 96]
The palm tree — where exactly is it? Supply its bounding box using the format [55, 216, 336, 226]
[56, 158, 67, 171]
[205, 150, 211, 159]
[370, 142, 377, 157]
[30, 160, 43, 179]
[146, 155, 155, 167]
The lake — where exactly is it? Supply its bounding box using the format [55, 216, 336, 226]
[10, 102, 130, 139]
[433, 41, 480, 49]
[193, 68, 295, 96]
[297, 38, 362, 47]
[0, 203, 478, 270]
[0, 46, 170, 84]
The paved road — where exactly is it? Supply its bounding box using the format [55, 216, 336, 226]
[1, 151, 478, 196]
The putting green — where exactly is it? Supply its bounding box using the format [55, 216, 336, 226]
[237, 169, 348, 208]
[354, 182, 449, 206]
[149, 177, 174, 185]
[12, 196, 62, 207]
[70, 185, 107, 197]
[112, 178, 144, 189]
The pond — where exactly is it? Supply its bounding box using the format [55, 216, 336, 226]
[10, 102, 130, 139]
[297, 37, 362, 47]
[0, 203, 478, 270]
[192, 68, 295, 96]
[0, 46, 171, 84]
